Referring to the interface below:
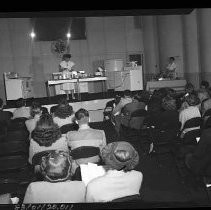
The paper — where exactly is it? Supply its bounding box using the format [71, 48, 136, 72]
[80, 163, 105, 186]
[196, 137, 200, 143]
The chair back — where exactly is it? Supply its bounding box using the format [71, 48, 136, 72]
[60, 123, 79, 134]
[70, 146, 100, 160]
[183, 117, 202, 130]
[0, 141, 28, 157]
[0, 155, 28, 173]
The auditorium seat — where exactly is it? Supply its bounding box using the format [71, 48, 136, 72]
[60, 123, 79, 134]
[180, 117, 202, 146]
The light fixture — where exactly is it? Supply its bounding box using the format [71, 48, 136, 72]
[66, 32, 71, 39]
[30, 31, 36, 39]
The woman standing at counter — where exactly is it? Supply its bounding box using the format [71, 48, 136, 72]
[59, 54, 76, 100]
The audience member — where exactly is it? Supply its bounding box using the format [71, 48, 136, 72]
[201, 98, 211, 117]
[179, 94, 201, 130]
[12, 98, 30, 119]
[24, 150, 85, 203]
[200, 80, 210, 90]
[185, 128, 211, 176]
[53, 98, 74, 127]
[25, 101, 42, 134]
[28, 113, 68, 164]
[112, 90, 133, 116]
[67, 109, 106, 165]
[0, 98, 13, 125]
[86, 141, 142, 202]
[197, 89, 210, 104]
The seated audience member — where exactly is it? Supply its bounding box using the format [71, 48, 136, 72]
[185, 128, 211, 176]
[112, 90, 133, 116]
[200, 80, 210, 90]
[53, 98, 74, 127]
[12, 98, 30, 119]
[104, 95, 121, 121]
[67, 109, 106, 165]
[0, 98, 13, 125]
[144, 95, 179, 130]
[28, 113, 68, 164]
[197, 89, 210, 104]
[179, 83, 197, 111]
[119, 94, 146, 130]
[25, 101, 42, 134]
[201, 98, 211, 118]
[86, 141, 143, 202]
[24, 150, 85, 203]
[179, 94, 201, 131]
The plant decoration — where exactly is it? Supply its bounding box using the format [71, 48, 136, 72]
[51, 39, 69, 58]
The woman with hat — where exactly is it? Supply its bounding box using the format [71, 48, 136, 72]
[53, 98, 75, 127]
[85, 141, 143, 202]
[28, 113, 68, 164]
[24, 150, 85, 203]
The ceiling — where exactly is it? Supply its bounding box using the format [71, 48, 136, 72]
[0, 9, 195, 18]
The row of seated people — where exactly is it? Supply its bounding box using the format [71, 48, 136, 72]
[104, 85, 211, 179]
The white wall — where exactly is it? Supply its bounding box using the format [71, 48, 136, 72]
[0, 16, 143, 102]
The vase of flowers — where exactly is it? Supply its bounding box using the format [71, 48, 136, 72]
[51, 39, 70, 58]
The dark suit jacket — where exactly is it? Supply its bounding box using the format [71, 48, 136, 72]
[122, 101, 145, 115]
[187, 128, 211, 175]
[0, 110, 13, 125]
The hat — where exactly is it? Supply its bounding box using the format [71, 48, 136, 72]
[40, 150, 74, 182]
[101, 141, 139, 171]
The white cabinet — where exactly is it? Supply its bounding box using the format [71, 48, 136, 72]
[4, 73, 33, 100]
[106, 66, 143, 91]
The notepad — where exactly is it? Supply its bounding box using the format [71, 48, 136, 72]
[80, 163, 106, 186]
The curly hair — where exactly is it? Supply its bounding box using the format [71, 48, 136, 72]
[162, 96, 177, 111]
[54, 98, 74, 119]
[185, 94, 200, 106]
[32, 113, 61, 147]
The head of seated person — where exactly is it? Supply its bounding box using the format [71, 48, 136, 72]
[75, 108, 90, 127]
[162, 95, 177, 111]
[197, 89, 210, 103]
[200, 80, 209, 90]
[54, 98, 74, 119]
[185, 94, 201, 108]
[123, 89, 131, 99]
[32, 113, 62, 147]
[136, 90, 150, 105]
[30, 101, 42, 119]
[185, 82, 195, 95]
[40, 150, 77, 182]
[201, 98, 211, 117]
[101, 141, 139, 172]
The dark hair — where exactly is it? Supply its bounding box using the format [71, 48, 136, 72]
[185, 94, 200, 106]
[30, 101, 42, 117]
[75, 109, 89, 121]
[162, 96, 177, 111]
[148, 97, 163, 113]
[200, 80, 209, 89]
[16, 98, 25, 108]
[169, 57, 175, 61]
[185, 82, 194, 93]
[54, 98, 73, 119]
[123, 90, 131, 97]
[32, 113, 61, 147]
[0, 98, 3, 108]
[62, 54, 71, 60]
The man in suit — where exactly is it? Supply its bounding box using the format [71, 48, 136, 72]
[0, 98, 13, 125]
[67, 109, 106, 165]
